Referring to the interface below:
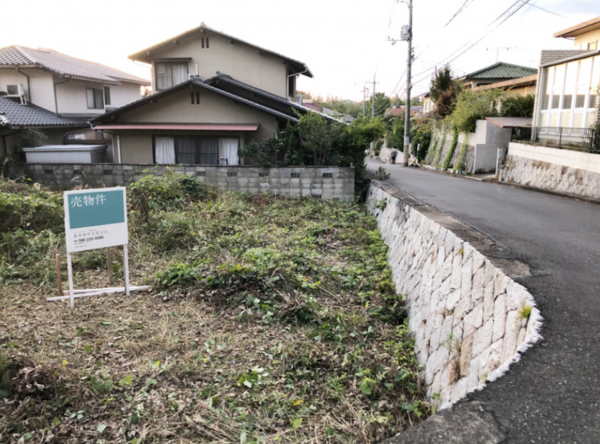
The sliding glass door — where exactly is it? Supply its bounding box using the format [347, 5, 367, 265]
[154, 136, 239, 165]
[174, 137, 219, 164]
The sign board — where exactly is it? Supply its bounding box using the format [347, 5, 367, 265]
[64, 188, 128, 253]
[49, 186, 150, 309]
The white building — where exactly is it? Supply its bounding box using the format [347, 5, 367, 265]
[533, 17, 600, 133]
[0, 46, 149, 157]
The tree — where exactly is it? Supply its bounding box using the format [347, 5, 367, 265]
[500, 94, 535, 118]
[364, 93, 392, 118]
[411, 97, 423, 106]
[450, 89, 504, 133]
[430, 65, 462, 119]
[390, 95, 406, 107]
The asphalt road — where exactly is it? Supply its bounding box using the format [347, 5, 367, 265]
[367, 158, 600, 444]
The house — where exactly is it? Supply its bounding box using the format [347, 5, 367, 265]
[472, 74, 537, 97]
[458, 62, 538, 89]
[0, 46, 150, 158]
[532, 16, 600, 134]
[422, 93, 435, 114]
[384, 106, 416, 118]
[90, 23, 321, 166]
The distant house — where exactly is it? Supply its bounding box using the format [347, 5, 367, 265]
[458, 62, 538, 89]
[384, 106, 416, 118]
[0, 46, 149, 158]
[90, 23, 331, 166]
[472, 74, 537, 97]
[532, 16, 600, 132]
[422, 92, 435, 114]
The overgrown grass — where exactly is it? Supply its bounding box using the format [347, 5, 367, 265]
[0, 174, 429, 443]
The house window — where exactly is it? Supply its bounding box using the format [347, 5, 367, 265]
[153, 136, 239, 165]
[104, 86, 111, 105]
[288, 75, 295, 97]
[155, 62, 188, 90]
[86, 88, 104, 109]
[201, 37, 210, 48]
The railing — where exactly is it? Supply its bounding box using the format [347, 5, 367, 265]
[512, 126, 599, 153]
[510, 127, 532, 142]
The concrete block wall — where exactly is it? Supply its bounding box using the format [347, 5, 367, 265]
[367, 181, 542, 408]
[504, 142, 600, 199]
[23, 164, 355, 201]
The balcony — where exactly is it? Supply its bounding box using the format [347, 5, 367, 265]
[511, 126, 599, 153]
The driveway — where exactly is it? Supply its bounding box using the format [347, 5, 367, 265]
[367, 158, 600, 443]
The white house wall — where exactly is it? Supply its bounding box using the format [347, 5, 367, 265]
[107, 82, 142, 109]
[0, 68, 55, 112]
[149, 31, 288, 98]
[55, 79, 141, 115]
[0, 69, 31, 100]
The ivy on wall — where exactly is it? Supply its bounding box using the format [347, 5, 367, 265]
[441, 130, 459, 170]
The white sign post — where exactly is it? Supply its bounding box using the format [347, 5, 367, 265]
[47, 187, 150, 308]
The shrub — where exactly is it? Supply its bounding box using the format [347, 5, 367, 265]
[374, 167, 390, 181]
[0, 189, 63, 233]
[500, 94, 535, 118]
[128, 172, 216, 221]
[450, 89, 504, 133]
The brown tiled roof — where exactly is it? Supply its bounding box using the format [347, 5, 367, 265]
[385, 107, 416, 117]
[0, 46, 150, 85]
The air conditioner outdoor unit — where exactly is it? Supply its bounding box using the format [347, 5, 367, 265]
[5, 84, 27, 105]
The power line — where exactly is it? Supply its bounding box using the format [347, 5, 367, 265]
[403, 0, 533, 90]
[527, 3, 573, 21]
[445, 0, 477, 28]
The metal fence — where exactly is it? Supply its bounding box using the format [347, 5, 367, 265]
[512, 126, 598, 153]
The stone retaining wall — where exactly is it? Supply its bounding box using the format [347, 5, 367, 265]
[504, 142, 600, 200]
[23, 164, 355, 201]
[367, 181, 542, 407]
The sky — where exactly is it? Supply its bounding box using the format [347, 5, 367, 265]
[1, 0, 598, 101]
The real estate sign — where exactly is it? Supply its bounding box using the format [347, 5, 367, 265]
[64, 188, 128, 253]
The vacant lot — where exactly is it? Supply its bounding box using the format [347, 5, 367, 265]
[0, 174, 429, 443]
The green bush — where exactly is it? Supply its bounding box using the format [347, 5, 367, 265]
[450, 89, 504, 133]
[128, 172, 216, 220]
[0, 189, 63, 233]
[500, 94, 535, 118]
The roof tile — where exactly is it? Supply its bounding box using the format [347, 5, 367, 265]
[465, 62, 538, 80]
[0, 46, 150, 85]
[0, 96, 88, 128]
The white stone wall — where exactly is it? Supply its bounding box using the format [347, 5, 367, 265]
[367, 183, 542, 407]
[505, 143, 600, 199]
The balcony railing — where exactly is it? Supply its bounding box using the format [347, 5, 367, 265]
[511, 126, 599, 153]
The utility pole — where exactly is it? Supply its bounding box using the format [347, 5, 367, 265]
[403, 0, 413, 166]
[371, 75, 379, 119]
[362, 85, 369, 117]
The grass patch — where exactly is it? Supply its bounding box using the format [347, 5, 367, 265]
[0, 174, 429, 443]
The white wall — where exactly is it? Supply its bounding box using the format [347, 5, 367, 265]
[508, 142, 600, 174]
[106, 82, 142, 109]
[473, 121, 512, 173]
[0, 68, 55, 112]
[56, 79, 141, 115]
[0, 69, 31, 100]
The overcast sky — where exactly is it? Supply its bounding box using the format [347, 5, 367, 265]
[2, 0, 598, 101]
